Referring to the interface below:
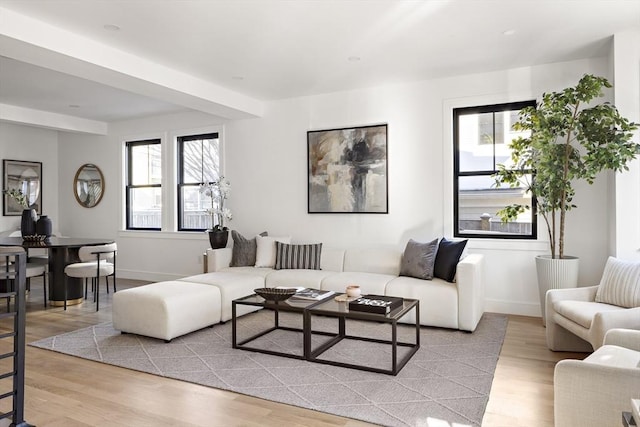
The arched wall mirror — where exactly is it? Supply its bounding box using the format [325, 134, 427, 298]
[74, 164, 104, 208]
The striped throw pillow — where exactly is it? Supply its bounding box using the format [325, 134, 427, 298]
[274, 242, 322, 270]
[595, 256, 640, 308]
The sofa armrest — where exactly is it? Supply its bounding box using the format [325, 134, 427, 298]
[206, 248, 232, 272]
[545, 285, 598, 327]
[602, 326, 640, 351]
[554, 358, 640, 427]
[456, 253, 485, 332]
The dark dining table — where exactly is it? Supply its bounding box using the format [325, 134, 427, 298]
[0, 236, 115, 306]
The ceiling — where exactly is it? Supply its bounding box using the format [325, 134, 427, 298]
[0, 0, 639, 128]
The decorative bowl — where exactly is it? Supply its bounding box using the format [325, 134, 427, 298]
[254, 287, 296, 302]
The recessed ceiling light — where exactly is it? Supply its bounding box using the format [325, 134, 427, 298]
[502, 29, 516, 36]
[103, 24, 120, 31]
[68, 104, 80, 108]
[232, 76, 244, 81]
[348, 56, 361, 62]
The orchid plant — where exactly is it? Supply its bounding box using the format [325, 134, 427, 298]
[3, 188, 29, 209]
[199, 177, 232, 232]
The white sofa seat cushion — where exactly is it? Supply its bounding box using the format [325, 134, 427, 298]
[320, 272, 396, 295]
[583, 344, 640, 368]
[220, 266, 273, 278]
[64, 260, 114, 278]
[178, 272, 264, 321]
[386, 276, 459, 329]
[553, 300, 626, 329]
[265, 269, 337, 289]
[112, 281, 221, 341]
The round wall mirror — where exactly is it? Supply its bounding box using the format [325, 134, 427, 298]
[74, 164, 104, 208]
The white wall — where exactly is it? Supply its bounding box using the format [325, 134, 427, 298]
[56, 56, 619, 317]
[613, 30, 640, 260]
[0, 122, 59, 233]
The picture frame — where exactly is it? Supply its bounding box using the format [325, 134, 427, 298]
[308, 124, 388, 213]
[3, 159, 42, 216]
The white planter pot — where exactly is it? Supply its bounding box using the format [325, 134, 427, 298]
[535, 255, 580, 325]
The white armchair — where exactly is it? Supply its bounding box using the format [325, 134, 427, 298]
[546, 257, 640, 352]
[554, 328, 640, 427]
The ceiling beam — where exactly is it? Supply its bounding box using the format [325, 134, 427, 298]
[0, 103, 108, 134]
[0, 7, 264, 120]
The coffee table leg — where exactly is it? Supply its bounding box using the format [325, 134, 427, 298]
[232, 302, 237, 348]
[392, 320, 398, 374]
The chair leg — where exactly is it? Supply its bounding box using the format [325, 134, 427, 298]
[43, 272, 47, 308]
[96, 276, 100, 311]
[106, 276, 109, 294]
[84, 278, 88, 300]
[64, 277, 67, 311]
[113, 273, 116, 293]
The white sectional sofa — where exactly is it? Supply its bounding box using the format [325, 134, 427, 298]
[113, 245, 485, 341]
[204, 246, 485, 332]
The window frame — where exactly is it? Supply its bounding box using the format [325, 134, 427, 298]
[453, 100, 537, 240]
[125, 139, 162, 231]
[177, 132, 220, 232]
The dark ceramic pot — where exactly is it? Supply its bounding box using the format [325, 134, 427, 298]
[20, 209, 37, 237]
[208, 230, 229, 249]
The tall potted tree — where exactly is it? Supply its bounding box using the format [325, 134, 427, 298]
[494, 74, 639, 321]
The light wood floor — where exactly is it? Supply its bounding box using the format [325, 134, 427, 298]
[0, 278, 587, 426]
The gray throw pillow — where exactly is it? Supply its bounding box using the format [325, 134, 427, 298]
[400, 238, 439, 280]
[230, 231, 267, 267]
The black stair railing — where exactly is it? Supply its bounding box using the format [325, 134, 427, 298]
[0, 247, 32, 427]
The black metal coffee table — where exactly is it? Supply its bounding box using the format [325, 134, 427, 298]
[306, 297, 420, 375]
[232, 293, 420, 375]
[231, 294, 328, 359]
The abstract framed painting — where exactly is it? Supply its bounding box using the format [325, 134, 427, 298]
[3, 159, 42, 216]
[308, 124, 388, 213]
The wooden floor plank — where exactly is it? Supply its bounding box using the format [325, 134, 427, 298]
[0, 278, 589, 426]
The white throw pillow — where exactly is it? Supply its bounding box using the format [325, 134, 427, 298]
[255, 235, 291, 268]
[595, 256, 640, 308]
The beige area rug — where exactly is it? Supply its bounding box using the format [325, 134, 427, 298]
[29, 311, 507, 427]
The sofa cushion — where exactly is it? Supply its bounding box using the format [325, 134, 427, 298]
[265, 269, 337, 289]
[230, 231, 267, 267]
[320, 272, 396, 295]
[386, 276, 459, 329]
[274, 242, 322, 270]
[595, 256, 640, 308]
[178, 272, 265, 322]
[553, 300, 626, 329]
[255, 235, 291, 268]
[434, 238, 467, 283]
[400, 238, 438, 280]
[220, 266, 273, 278]
[584, 344, 640, 368]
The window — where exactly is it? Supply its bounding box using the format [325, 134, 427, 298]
[177, 133, 221, 231]
[453, 101, 537, 239]
[125, 139, 162, 230]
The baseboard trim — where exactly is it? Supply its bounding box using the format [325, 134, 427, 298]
[485, 298, 542, 317]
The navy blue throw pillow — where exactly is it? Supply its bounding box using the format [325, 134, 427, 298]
[434, 238, 468, 282]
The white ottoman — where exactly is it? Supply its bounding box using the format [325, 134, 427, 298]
[112, 281, 222, 342]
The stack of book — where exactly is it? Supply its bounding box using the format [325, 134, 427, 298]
[278, 287, 335, 301]
[348, 295, 403, 314]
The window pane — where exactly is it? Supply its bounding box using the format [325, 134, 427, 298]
[182, 136, 219, 184]
[131, 144, 161, 185]
[129, 187, 162, 229]
[458, 113, 494, 172]
[458, 175, 532, 236]
[180, 185, 219, 230]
